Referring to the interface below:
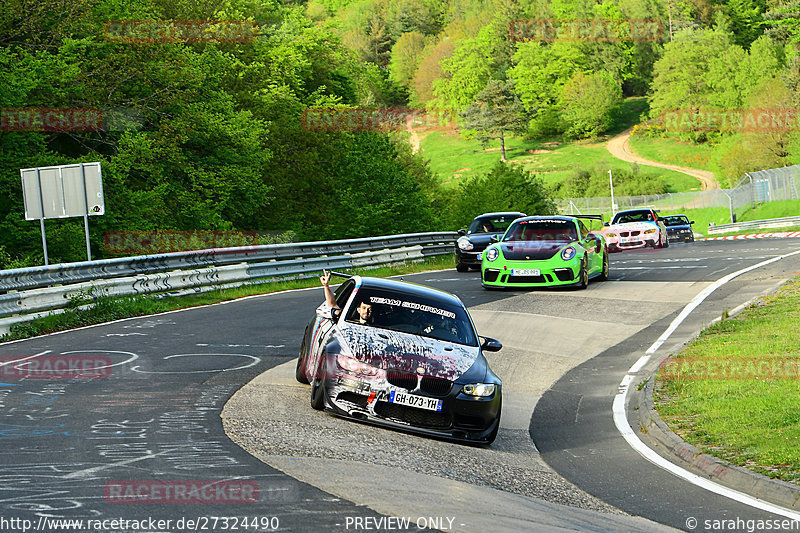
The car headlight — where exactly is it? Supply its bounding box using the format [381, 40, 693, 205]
[644, 228, 657, 234]
[463, 383, 496, 397]
[457, 236, 473, 251]
[485, 247, 499, 262]
[561, 246, 576, 261]
[606, 232, 617, 238]
[336, 354, 378, 376]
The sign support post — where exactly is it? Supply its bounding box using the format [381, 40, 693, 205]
[35, 167, 50, 266]
[79, 163, 92, 261]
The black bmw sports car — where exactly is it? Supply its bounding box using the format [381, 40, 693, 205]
[296, 275, 503, 444]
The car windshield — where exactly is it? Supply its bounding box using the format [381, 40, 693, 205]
[503, 219, 578, 242]
[663, 216, 689, 226]
[467, 215, 520, 234]
[612, 211, 655, 224]
[345, 288, 477, 346]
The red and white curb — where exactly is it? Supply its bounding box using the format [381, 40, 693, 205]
[701, 231, 800, 241]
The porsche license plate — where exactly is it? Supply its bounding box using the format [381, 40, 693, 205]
[389, 391, 442, 412]
[511, 268, 541, 276]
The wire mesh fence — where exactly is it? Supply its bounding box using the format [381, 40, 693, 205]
[555, 165, 800, 219]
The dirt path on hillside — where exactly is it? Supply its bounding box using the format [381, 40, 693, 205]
[607, 127, 720, 190]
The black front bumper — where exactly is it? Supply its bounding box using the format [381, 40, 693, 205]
[325, 379, 502, 443]
[455, 249, 484, 267]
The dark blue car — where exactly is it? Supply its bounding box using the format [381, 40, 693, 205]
[662, 215, 695, 243]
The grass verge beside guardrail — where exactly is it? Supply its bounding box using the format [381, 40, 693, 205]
[654, 276, 800, 484]
[1, 254, 456, 342]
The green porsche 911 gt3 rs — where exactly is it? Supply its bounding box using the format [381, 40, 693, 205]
[481, 215, 609, 289]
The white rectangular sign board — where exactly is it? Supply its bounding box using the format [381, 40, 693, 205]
[21, 162, 105, 220]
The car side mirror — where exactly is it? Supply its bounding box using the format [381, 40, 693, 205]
[316, 306, 342, 321]
[457, 229, 467, 236]
[481, 337, 502, 352]
[586, 233, 602, 253]
[603, 222, 609, 226]
[690, 221, 695, 224]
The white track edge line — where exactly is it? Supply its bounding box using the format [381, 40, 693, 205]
[614, 248, 800, 520]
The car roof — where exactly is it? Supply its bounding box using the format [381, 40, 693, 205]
[355, 276, 465, 307]
[616, 208, 656, 215]
[473, 212, 526, 219]
[513, 215, 578, 223]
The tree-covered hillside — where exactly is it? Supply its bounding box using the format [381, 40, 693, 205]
[1, 0, 798, 265]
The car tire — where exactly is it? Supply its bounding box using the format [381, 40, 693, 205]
[576, 258, 588, 290]
[598, 249, 609, 281]
[456, 262, 469, 273]
[310, 357, 328, 410]
[663, 235, 669, 248]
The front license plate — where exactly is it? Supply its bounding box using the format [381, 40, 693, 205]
[621, 237, 638, 243]
[389, 390, 442, 412]
[511, 268, 541, 276]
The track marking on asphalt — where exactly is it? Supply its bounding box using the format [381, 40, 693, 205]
[0, 350, 50, 367]
[130, 353, 261, 374]
[613, 248, 800, 520]
[614, 266, 708, 270]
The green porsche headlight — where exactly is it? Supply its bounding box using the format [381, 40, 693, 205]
[561, 246, 576, 261]
[485, 247, 499, 261]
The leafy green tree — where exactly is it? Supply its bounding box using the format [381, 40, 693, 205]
[560, 71, 622, 138]
[433, 35, 494, 111]
[450, 161, 556, 229]
[460, 80, 528, 161]
[508, 41, 587, 134]
[389, 31, 428, 89]
[721, 0, 768, 48]
[412, 38, 454, 104]
[650, 28, 783, 139]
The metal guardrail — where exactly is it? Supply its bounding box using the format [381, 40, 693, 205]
[0, 232, 457, 333]
[706, 216, 800, 235]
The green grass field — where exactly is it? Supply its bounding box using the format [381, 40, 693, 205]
[655, 276, 800, 483]
[414, 96, 702, 193]
[418, 131, 701, 193]
[628, 134, 719, 173]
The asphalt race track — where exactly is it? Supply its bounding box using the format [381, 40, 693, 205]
[0, 238, 799, 532]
